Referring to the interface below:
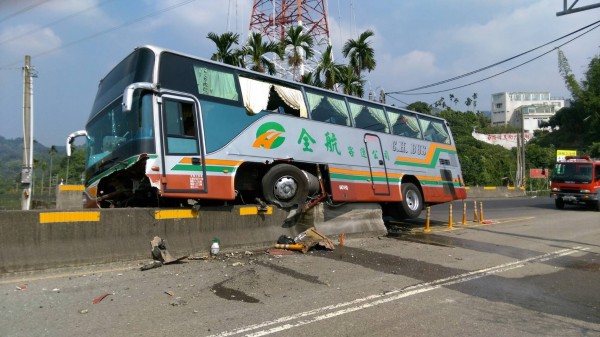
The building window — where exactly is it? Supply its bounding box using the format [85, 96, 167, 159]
[495, 103, 503, 109]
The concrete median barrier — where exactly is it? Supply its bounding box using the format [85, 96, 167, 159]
[0, 203, 386, 274]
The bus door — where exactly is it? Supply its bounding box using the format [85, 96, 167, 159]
[159, 94, 207, 194]
[364, 133, 390, 195]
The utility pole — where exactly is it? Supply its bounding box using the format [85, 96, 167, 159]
[21, 55, 34, 210]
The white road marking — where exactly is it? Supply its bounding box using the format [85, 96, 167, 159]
[208, 246, 588, 337]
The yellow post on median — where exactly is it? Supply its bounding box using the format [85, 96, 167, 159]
[479, 201, 485, 223]
[448, 203, 454, 229]
[473, 200, 478, 222]
[424, 206, 431, 233]
[462, 199, 467, 225]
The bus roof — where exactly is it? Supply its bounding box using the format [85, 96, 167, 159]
[122, 44, 450, 124]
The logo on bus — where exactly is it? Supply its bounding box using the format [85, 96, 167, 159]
[253, 122, 286, 149]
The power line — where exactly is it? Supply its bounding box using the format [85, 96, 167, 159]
[388, 21, 600, 96]
[0, 0, 116, 46]
[386, 18, 600, 96]
[0, 0, 49, 24]
[0, 0, 199, 69]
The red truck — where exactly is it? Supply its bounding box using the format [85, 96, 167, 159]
[550, 155, 600, 211]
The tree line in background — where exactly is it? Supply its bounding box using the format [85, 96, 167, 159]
[1, 31, 598, 208]
[206, 27, 376, 97]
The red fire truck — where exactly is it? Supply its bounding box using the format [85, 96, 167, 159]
[550, 155, 600, 211]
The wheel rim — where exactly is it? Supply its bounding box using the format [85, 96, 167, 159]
[405, 189, 420, 211]
[273, 176, 298, 201]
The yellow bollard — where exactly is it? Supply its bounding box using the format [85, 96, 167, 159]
[473, 200, 478, 222]
[448, 203, 454, 229]
[424, 206, 431, 233]
[479, 201, 484, 223]
[461, 200, 467, 225]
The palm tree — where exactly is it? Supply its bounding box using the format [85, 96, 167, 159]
[314, 45, 339, 90]
[243, 32, 283, 75]
[283, 26, 314, 80]
[342, 29, 376, 76]
[299, 70, 323, 88]
[337, 64, 364, 97]
[206, 31, 245, 67]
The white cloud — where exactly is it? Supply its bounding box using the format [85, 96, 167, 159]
[0, 25, 62, 60]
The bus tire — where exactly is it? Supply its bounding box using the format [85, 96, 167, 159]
[262, 164, 308, 208]
[555, 198, 565, 209]
[400, 182, 422, 219]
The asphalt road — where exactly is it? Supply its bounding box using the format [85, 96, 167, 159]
[1, 197, 599, 337]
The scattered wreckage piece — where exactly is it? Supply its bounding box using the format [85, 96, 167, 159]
[141, 236, 188, 271]
[272, 227, 335, 254]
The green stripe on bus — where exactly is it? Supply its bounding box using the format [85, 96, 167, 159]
[172, 164, 237, 173]
[330, 173, 401, 183]
[420, 180, 463, 187]
[394, 147, 456, 168]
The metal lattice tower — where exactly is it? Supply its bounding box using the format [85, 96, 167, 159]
[249, 0, 330, 78]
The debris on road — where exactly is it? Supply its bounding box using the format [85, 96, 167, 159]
[15, 285, 28, 291]
[164, 290, 175, 297]
[267, 248, 295, 256]
[141, 236, 188, 271]
[92, 293, 110, 304]
[140, 260, 163, 271]
[294, 227, 335, 251]
[271, 227, 335, 254]
[151, 236, 188, 264]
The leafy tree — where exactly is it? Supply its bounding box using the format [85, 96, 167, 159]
[337, 64, 364, 97]
[406, 101, 431, 115]
[314, 45, 339, 90]
[299, 70, 323, 88]
[243, 32, 283, 75]
[283, 26, 315, 81]
[206, 31, 245, 67]
[342, 29, 376, 77]
[536, 51, 600, 151]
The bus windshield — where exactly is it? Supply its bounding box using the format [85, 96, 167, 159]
[552, 163, 593, 183]
[85, 92, 155, 171]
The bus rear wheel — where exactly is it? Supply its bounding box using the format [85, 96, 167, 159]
[400, 182, 423, 219]
[262, 164, 308, 208]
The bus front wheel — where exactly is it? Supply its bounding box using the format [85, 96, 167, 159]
[555, 198, 565, 209]
[400, 183, 423, 219]
[262, 164, 308, 208]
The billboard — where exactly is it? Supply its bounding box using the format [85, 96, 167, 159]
[556, 149, 577, 162]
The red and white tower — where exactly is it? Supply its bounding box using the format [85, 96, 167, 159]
[249, 0, 330, 78]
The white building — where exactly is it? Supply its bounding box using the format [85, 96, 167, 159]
[490, 92, 568, 130]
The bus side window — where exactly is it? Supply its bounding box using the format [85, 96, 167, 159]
[306, 91, 350, 126]
[163, 99, 199, 154]
[419, 117, 450, 144]
[388, 109, 422, 139]
[349, 101, 389, 133]
[239, 77, 307, 117]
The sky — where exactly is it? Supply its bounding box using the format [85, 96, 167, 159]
[0, 0, 599, 147]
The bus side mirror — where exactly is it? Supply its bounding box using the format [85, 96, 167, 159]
[122, 82, 156, 112]
[65, 130, 87, 157]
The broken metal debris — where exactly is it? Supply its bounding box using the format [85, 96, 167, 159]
[141, 236, 188, 271]
[272, 227, 335, 254]
[151, 236, 188, 264]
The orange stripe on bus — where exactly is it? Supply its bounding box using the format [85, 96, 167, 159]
[396, 143, 457, 164]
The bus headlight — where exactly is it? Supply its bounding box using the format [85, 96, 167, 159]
[580, 189, 590, 193]
[551, 187, 560, 192]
